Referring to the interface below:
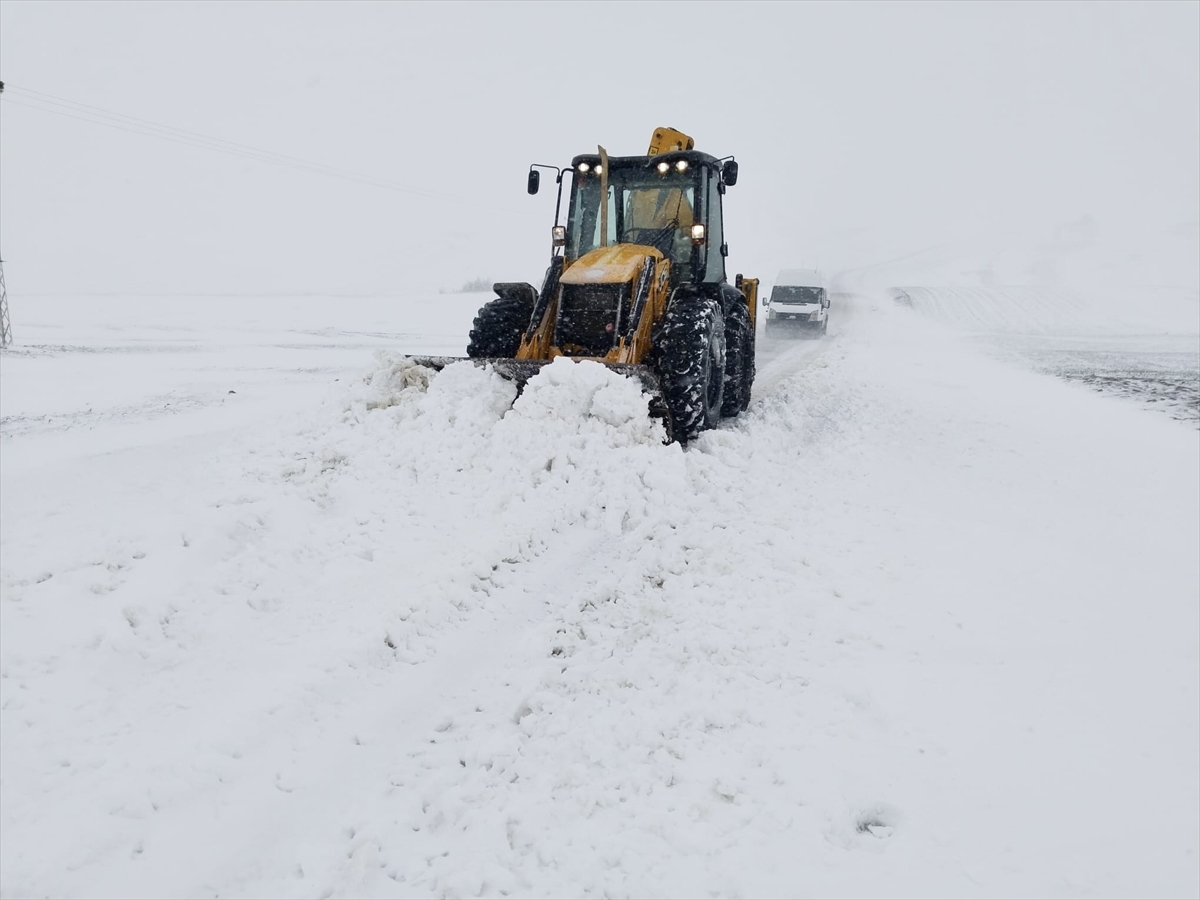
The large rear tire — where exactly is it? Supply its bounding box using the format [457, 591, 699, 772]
[721, 303, 754, 417]
[657, 295, 725, 443]
[466, 294, 534, 358]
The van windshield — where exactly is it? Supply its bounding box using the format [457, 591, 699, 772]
[773, 286, 824, 304]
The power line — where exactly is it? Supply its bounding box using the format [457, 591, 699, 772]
[3, 87, 461, 202]
[11, 85, 377, 175]
[3, 83, 538, 215]
[5, 96, 433, 195]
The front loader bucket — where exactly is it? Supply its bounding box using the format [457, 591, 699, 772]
[405, 356, 673, 441]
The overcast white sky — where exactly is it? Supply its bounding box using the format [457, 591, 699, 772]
[1, 0, 1197, 296]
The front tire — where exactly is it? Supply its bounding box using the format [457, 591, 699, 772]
[466, 294, 534, 358]
[657, 295, 725, 443]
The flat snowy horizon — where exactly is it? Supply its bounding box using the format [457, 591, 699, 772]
[1, 286, 1196, 898]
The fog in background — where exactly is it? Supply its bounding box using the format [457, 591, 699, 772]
[1, 0, 1197, 298]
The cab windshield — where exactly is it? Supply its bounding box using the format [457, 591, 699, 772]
[566, 164, 698, 269]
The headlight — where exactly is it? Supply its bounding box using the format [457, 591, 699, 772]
[690, 224, 706, 244]
[656, 161, 669, 174]
[578, 162, 590, 173]
[551, 225, 566, 247]
[676, 160, 688, 172]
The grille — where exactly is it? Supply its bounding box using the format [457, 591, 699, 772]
[557, 283, 627, 356]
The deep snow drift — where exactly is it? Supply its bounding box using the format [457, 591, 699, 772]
[1, 293, 1197, 898]
[836, 221, 1200, 427]
[888, 284, 1199, 424]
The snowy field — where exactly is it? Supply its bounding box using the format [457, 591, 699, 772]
[891, 285, 1199, 425]
[1, 291, 1198, 898]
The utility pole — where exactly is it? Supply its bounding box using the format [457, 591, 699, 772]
[0, 79, 9, 348]
[0, 259, 11, 348]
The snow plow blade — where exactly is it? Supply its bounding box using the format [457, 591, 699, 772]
[405, 356, 672, 439]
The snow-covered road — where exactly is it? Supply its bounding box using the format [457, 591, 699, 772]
[1, 292, 1197, 898]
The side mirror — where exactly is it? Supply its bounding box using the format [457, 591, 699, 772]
[527, 169, 540, 195]
[722, 159, 738, 187]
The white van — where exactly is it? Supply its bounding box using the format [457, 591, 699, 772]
[764, 269, 829, 337]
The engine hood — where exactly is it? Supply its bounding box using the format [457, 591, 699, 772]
[562, 244, 663, 285]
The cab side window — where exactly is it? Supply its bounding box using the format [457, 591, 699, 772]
[704, 168, 725, 283]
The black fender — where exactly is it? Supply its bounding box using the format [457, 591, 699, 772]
[718, 281, 751, 318]
[667, 281, 748, 316]
[492, 281, 539, 307]
[665, 281, 721, 312]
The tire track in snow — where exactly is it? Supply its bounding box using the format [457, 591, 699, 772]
[80, 526, 623, 899]
[0, 393, 219, 438]
[749, 292, 865, 404]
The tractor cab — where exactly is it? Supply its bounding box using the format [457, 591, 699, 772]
[563, 149, 732, 288]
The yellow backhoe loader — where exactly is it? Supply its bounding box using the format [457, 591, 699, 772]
[412, 128, 758, 443]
